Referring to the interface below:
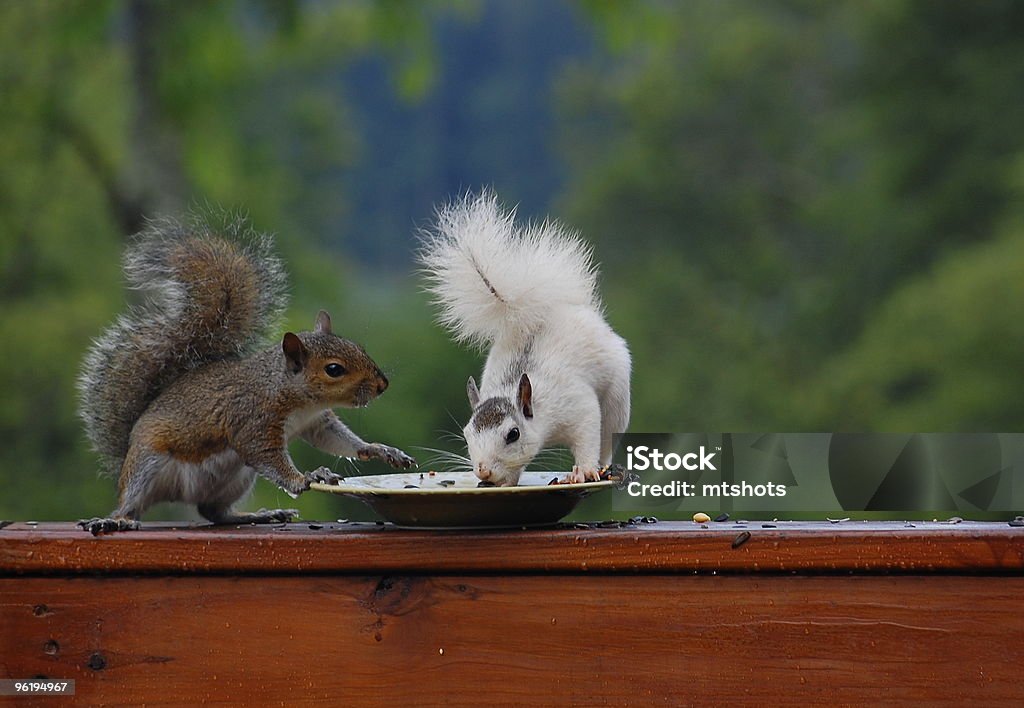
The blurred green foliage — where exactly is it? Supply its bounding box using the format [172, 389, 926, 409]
[1, 0, 1021, 521]
[562, 0, 1024, 436]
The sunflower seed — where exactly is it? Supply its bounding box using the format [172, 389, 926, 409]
[732, 531, 752, 549]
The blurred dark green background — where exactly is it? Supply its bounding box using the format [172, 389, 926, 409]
[2, 0, 1022, 522]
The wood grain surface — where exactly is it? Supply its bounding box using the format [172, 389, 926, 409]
[2, 575, 1022, 706]
[2, 521, 1022, 575]
[2, 522, 1022, 706]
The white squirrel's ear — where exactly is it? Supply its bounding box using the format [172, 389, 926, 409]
[467, 377, 480, 409]
[315, 310, 333, 334]
[518, 373, 533, 419]
[282, 332, 308, 374]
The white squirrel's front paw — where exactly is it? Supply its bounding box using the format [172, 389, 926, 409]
[569, 465, 601, 483]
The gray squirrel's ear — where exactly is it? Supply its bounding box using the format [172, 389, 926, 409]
[518, 373, 533, 419]
[314, 310, 332, 334]
[467, 376, 480, 409]
[282, 332, 308, 373]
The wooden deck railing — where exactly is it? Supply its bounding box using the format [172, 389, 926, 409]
[2, 520, 1022, 706]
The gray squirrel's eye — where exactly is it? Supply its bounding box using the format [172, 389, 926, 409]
[324, 363, 346, 377]
[505, 427, 520, 444]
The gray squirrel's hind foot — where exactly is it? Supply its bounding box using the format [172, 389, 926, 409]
[198, 506, 299, 525]
[77, 517, 141, 536]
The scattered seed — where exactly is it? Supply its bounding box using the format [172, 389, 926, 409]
[548, 478, 559, 486]
[404, 484, 419, 489]
[628, 515, 658, 524]
[573, 522, 593, 530]
[947, 516, 963, 524]
[477, 480, 496, 488]
[598, 520, 625, 528]
[732, 531, 752, 549]
[826, 517, 850, 524]
[375, 521, 385, 526]
[0, 521, 13, 531]
[439, 480, 455, 487]
[714, 513, 730, 522]
[599, 465, 625, 481]
[428, 471, 436, 476]
[336, 519, 349, 524]
[692, 512, 711, 523]
[761, 523, 776, 528]
[308, 524, 323, 530]
[1008, 516, 1024, 528]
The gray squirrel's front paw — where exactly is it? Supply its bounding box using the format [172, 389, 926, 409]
[306, 466, 344, 486]
[357, 443, 416, 469]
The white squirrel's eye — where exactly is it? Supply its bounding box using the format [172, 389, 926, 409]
[504, 427, 520, 444]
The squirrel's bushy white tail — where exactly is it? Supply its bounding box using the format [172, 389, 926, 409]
[419, 191, 599, 348]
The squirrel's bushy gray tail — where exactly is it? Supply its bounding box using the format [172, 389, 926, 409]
[78, 213, 288, 473]
[418, 190, 599, 348]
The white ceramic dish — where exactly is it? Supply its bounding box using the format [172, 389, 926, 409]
[311, 470, 615, 529]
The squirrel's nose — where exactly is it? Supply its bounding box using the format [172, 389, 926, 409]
[477, 465, 491, 480]
[376, 370, 389, 394]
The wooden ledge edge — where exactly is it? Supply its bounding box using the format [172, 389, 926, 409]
[1, 521, 1022, 576]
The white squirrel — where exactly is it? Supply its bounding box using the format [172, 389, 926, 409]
[419, 191, 631, 486]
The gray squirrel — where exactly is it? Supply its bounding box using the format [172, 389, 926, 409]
[77, 214, 414, 534]
[419, 191, 631, 486]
